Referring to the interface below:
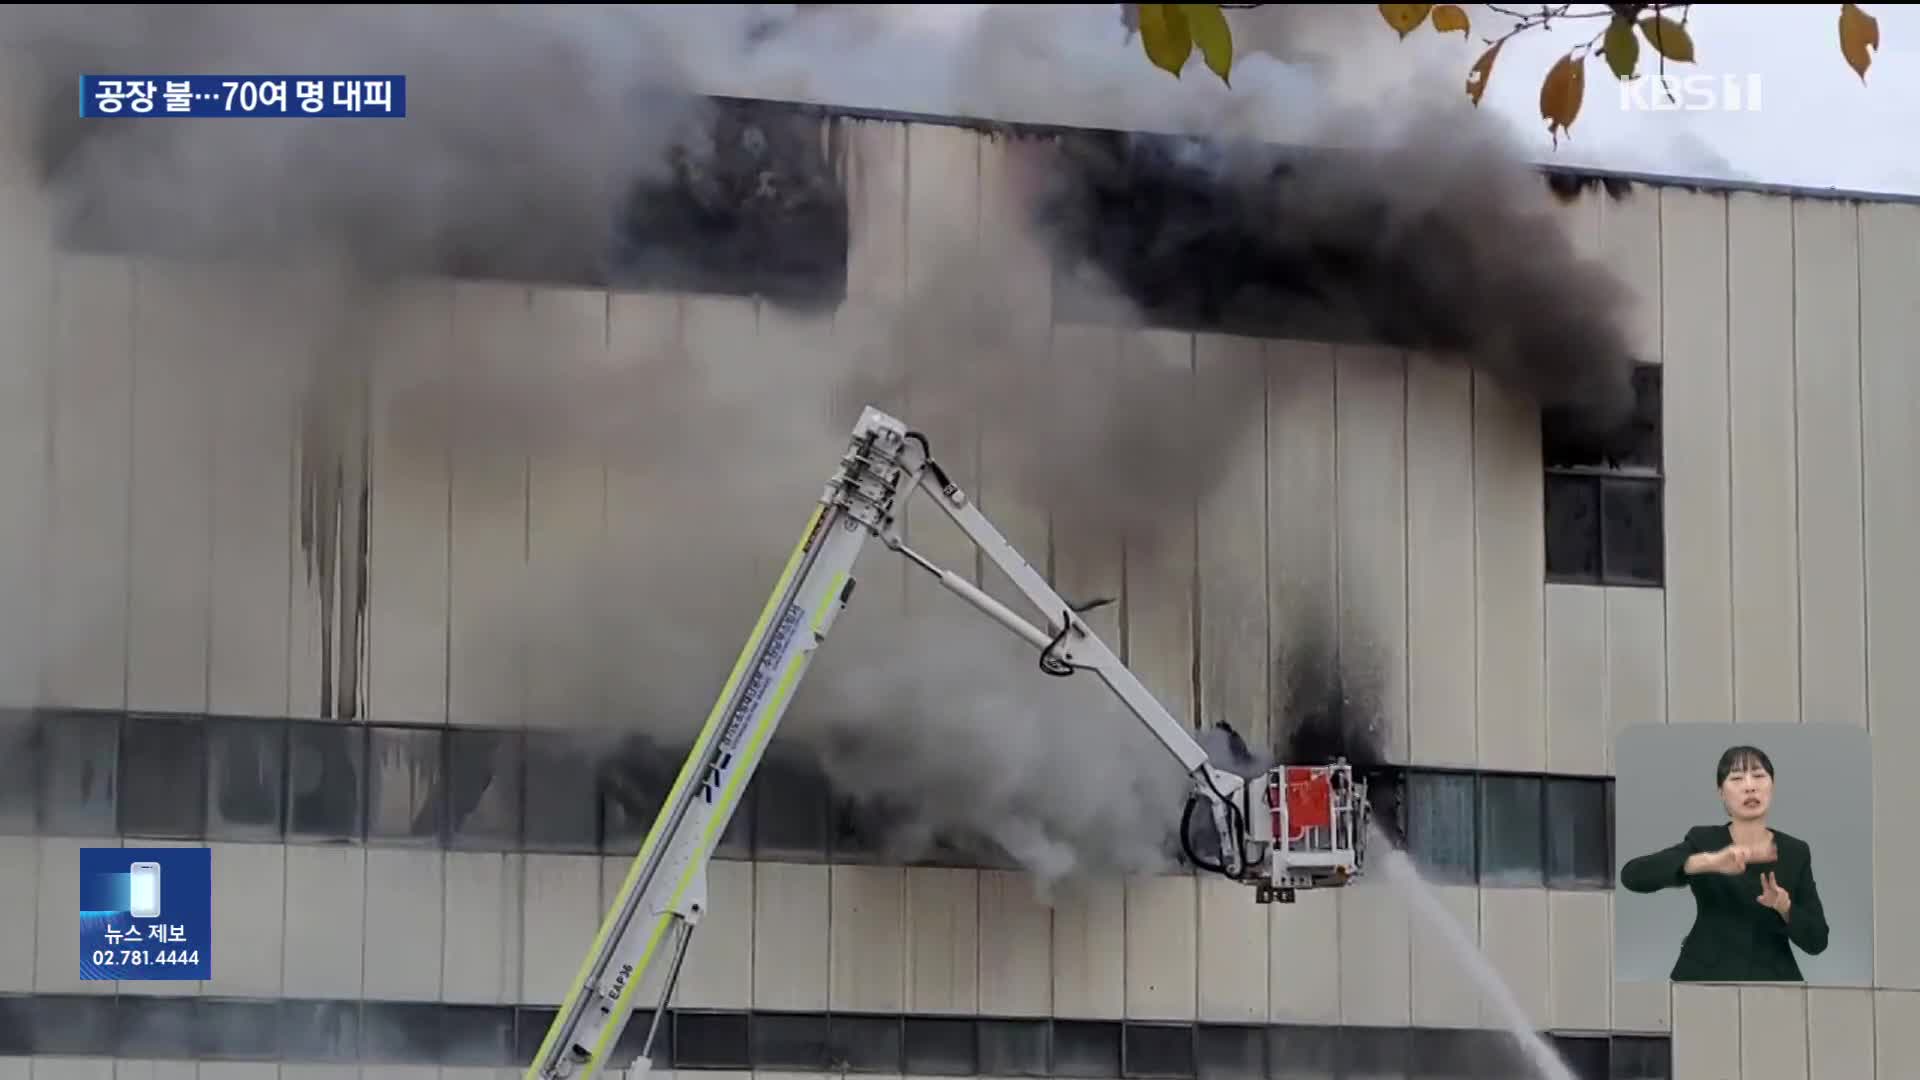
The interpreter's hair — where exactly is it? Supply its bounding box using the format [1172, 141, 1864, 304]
[1716, 744, 1775, 787]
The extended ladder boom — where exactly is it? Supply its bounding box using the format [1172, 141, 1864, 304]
[524, 406, 1363, 1080]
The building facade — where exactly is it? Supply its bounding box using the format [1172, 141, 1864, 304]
[0, 95, 1914, 1080]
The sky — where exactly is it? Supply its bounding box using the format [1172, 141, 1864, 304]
[675, 3, 1920, 198]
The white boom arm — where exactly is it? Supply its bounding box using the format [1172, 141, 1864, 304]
[523, 406, 1367, 1080]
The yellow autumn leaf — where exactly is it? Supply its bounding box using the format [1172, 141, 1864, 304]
[1431, 4, 1470, 35]
[1603, 15, 1640, 80]
[1378, 4, 1433, 38]
[1465, 40, 1502, 106]
[1139, 3, 1193, 77]
[1638, 13, 1696, 63]
[1538, 52, 1586, 145]
[1181, 4, 1235, 84]
[1840, 3, 1880, 81]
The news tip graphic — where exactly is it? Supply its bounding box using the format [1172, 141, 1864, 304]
[79, 847, 212, 981]
[79, 74, 407, 118]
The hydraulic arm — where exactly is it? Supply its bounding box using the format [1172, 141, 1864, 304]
[524, 406, 1369, 1080]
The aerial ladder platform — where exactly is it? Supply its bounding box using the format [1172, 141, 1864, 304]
[524, 406, 1371, 1080]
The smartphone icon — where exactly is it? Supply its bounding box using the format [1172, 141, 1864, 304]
[128, 862, 161, 920]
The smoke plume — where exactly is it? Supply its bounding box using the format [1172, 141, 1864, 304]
[0, 4, 1642, 886]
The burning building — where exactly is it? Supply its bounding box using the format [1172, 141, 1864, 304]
[0, 5, 1913, 1079]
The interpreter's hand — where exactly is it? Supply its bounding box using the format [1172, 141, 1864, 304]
[1700, 844, 1758, 875]
[1758, 872, 1792, 919]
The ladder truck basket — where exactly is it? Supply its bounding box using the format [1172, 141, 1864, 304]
[1261, 762, 1366, 894]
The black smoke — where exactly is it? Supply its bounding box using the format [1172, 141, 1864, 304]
[1033, 125, 1646, 461]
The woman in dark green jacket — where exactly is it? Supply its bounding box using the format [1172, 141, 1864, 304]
[1619, 744, 1830, 982]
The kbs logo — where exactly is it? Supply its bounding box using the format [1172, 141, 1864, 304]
[1619, 73, 1762, 113]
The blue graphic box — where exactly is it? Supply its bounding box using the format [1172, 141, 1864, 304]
[79, 847, 212, 980]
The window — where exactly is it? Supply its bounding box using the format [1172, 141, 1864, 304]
[523, 730, 601, 853]
[446, 728, 522, 850]
[829, 1013, 904, 1073]
[1545, 777, 1613, 889]
[1544, 363, 1664, 587]
[1124, 1022, 1195, 1079]
[752, 1011, 831, 1071]
[0, 709, 36, 834]
[1194, 1023, 1264, 1080]
[286, 721, 364, 841]
[206, 716, 286, 840]
[905, 1017, 978, 1076]
[365, 725, 445, 845]
[1053, 1020, 1123, 1078]
[1405, 771, 1478, 884]
[978, 1019, 1049, 1078]
[39, 710, 119, 836]
[1479, 774, 1546, 887]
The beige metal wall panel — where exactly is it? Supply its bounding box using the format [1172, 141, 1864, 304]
[1659, 189, 1734, 728]
[280, 845, 365, 999]
[364, 279, 456, 725]
[1790, 198, 1868, 731]
[1805, 987, 1876, 1080]
[1333, 345, 1409, 762]
[1471, 371, 1545, 772]
[1338, 883, 1410, 1027]
[43, 255, 135, 710]
[901, 120, 983, 615]
[0, 837, 34, 992]
[1857, 201, 1920, 990]
[828, 863, 907, 1013]
[1124, 873, 1197, 1021]
[905, 865, 980, 1015]
[204, 841, 285, 998]
[444, 851, 519, 1006]
[1403, 353, 1477, 766]
[1671, 982, 1741, 1080]
[601, 292, 685, 724]
[1739, 984, 1809, 1080]
[752, 861, 830, 1012]
[1615, 975, 1672, 1036]
[1726, 192, 1802, 727]
[445, 280, 533, 728]
[1600, 184, 1664, 366]
[1479, 888, 1550, 1032]
[1265, 341, 1336, 753]
[1546, 584, 1608, 774]
[27, 1061, 113, 1080]
[363, 847, 446, 1001]
[1409, 883, 1481, 1029]
[522, 288, 610, 733]
[519, 855, 603, 1007]
[1050, 877, 1125, 1020]
[1267, 877, 1339, 1024]
[1874, 989, 1919, 1079]
[0, 193, 49, 708]
[1048, 324, 1124, 647]
[977, 869, 1053, 1017]
[1121, 329, 1197, 729]
[204, 271, 302, 720]
[1605, 587, 1669, 768]
[1194, 333, 1270, 751]
[1196, 874, 1267, 1022]
[673, 857, 754, 1009]
[1549, 889, 1611, 1033]
[125, 261, 215, 714]
[842, 118, 909, 306]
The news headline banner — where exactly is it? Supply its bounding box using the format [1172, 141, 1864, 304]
[79, 75, 407, 117]
[79, 847, 213, 981]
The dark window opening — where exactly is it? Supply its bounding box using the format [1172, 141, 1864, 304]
[1545, 363, 1664, 588]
